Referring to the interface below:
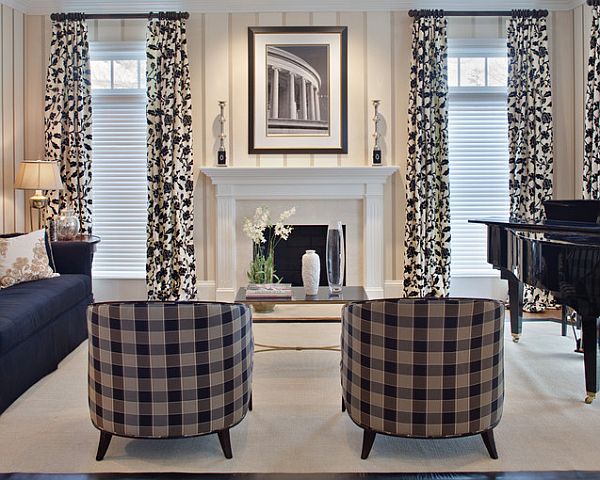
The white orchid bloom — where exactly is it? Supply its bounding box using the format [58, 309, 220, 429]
[279, 207, 296, 222]
[243, 211, 268, 244]
[275, 222, 293, 240]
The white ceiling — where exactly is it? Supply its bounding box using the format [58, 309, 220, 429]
[4, 0, 587, 15]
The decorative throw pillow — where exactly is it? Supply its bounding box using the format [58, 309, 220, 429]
[0, 230, 59, 289]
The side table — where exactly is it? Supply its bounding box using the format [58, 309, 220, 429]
[51, 234, 100, 278]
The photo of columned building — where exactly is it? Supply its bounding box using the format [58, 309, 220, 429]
[266, 45, 329, 135]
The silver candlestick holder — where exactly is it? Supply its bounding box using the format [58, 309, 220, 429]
[217, 100, 227, 166]
[372, 100, 382, 166]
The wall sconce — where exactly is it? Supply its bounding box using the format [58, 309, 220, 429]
[372, 100, 382, 166]
[217, 100, 227, 166]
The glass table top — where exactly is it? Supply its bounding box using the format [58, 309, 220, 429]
[234, 286, 368, 304]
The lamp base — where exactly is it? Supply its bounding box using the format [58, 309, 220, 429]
[28, 190, 49, 231]
[29, 190, 49, 210]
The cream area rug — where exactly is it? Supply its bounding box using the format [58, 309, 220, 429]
[0, 321, 599, 473]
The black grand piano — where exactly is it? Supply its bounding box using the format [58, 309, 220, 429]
[471, 200, 600, 404]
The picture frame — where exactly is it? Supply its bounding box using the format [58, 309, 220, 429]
[248, 26, 348, 155]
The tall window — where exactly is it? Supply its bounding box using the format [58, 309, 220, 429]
[90, 42, 147, 278]
[448, 40, 510, 278]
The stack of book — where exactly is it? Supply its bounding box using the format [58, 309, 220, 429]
[245, 283, 293, 299]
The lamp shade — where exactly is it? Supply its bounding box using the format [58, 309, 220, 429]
[15, 160, 63, 191]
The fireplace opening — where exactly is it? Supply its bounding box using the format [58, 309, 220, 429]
[262, 225, 347, 287]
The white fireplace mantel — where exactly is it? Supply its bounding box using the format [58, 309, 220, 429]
[200, 166, 399, 301]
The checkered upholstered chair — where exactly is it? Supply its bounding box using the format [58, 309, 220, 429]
[341, 298, 504, 460]
[87, 301, 253, 460]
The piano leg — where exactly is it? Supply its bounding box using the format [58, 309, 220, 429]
[507, 279, 524, 343]
[581, 315, 600, 404]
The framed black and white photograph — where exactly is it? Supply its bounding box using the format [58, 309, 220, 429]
[248, 26, 348, 154]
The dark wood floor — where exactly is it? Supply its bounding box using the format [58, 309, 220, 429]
[2, 473, 600, 480]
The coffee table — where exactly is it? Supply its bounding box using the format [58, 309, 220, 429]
[235, 286, 369, 352]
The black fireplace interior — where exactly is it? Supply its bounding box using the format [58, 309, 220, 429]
[262, 225, 347, 287]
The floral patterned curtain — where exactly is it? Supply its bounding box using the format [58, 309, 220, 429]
[507, 12, 556, 312]
[403, 10, 450, 298]
[146, 13, 197, 301]
[583, 4, 600, 199]
[44, 13, 92, 233]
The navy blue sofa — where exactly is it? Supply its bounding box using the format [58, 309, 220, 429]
[0, 236, 94, 414]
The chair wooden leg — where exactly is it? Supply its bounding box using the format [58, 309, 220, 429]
[481, 429, 498, 459]
[248, 393, 253, 411]
[217, 429, 233, 459]
[96, 431, 112, 461]
[561, 307, 569, 337]
[341, 397, 346, 412]
[360, 429, 376, 459]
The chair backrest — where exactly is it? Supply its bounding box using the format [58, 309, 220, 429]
[87, 301, 253, 438]
[341, 298, 504, 438]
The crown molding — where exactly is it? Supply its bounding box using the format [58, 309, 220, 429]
[1, 0, 31, 12]
[18, 0, 587, 15]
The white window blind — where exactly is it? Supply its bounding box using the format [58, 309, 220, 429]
[91, 42, 147, 279]
[448, 41, 510, 278]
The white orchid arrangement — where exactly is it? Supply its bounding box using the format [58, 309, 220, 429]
[243, 206, 296, 284]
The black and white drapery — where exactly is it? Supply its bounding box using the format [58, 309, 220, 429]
[44, 13, 92, 233]
[403, 11, 451, 298]
[583, 3, 600, 198]
[507, 12, 556, 312]
[146, 12, 197, 301]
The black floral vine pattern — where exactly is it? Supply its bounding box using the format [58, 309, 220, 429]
[507, 14, 557, 312]
[403, 14, 450, 298]
[44, 15, 92, 233]
[584, 5, 600, 199]
[146, 13, 197, 301]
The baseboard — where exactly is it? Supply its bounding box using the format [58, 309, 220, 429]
[216, 287, 236, 302]
[384, 280, 404, 298]
[197, 281, 216, 301]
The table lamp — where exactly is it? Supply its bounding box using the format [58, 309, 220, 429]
[15, 160, 64, 229]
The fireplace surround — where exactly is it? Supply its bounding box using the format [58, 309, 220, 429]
[200, 167, 398, 301]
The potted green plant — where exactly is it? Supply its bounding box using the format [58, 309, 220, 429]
[243, 206, 295, 312]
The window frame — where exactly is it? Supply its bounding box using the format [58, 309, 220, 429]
[448, 38, 508, 93]
[447, 38, 510, 279]
[90, 41, 148, 280]
[90, 41, 147, 92]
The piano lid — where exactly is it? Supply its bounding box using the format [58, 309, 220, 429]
[544, 200, 600, 224]
[469, 217, 600, 237]
[470, 200, 600, 238]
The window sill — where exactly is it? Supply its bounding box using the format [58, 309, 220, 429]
[92, 273, 146, 280]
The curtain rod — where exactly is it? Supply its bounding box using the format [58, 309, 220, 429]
[50, 12, 190, 21]
[408, 9, 548, 18]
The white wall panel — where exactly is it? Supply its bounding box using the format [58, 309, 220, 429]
[339, 12, 366, 167]
[0, 4, 26, 234]
[230, 12, 258, 167]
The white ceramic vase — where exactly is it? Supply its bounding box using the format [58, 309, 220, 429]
[302, 250, 320, 296]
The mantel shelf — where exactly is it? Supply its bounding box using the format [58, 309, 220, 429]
[200, 166, 399, 186]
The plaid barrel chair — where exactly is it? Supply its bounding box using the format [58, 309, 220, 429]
[87, 301, 253, 460]
[341, 298, 504, 460]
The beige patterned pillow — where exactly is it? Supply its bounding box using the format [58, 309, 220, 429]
[0, 230, 59, 289]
